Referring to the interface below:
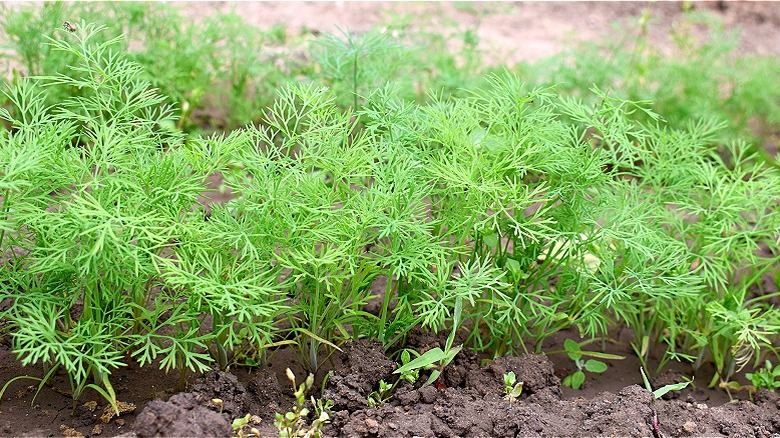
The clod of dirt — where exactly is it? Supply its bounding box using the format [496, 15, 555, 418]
[100, 401, 136, 423]
[59, 424, 85, 438]
[656, 394, 780, 437]
[466, 353, 562, 399]
[580, 385, 653, 437]
[324, 339, 396, 411]
[134, 370, 248, 437]
[134, 392, 230, 438]
[190, 370, 248, 418]
[441, 349, 480, 389]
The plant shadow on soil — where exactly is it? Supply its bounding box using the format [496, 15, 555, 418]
[2, 329, 780, 438]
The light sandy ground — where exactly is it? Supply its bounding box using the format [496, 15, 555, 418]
[179, 1, 780, 64]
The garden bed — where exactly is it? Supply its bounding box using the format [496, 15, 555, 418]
[2, 2, 780, 438]
[3, 335, 780, 437]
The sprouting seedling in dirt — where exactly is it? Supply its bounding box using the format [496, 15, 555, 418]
[746, 360, 780, 391]
[232, 413, 262, 438]
[368, 349, 419, 407]
[275, 368, 331, 438]
[393, 297, 465, 389]
[719, 356, 775, 401]
[640, 367, 692, 438]
[211, 398, 224, 414]
[559, 339, 624, 390]
[232, 414, 249, 435]
[503, 371, 523, 403]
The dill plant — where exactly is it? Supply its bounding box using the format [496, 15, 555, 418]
[1, 2, 291, 133]
[527, 10, 780, 158]
[219, 82, 449, 371]
[313, 27, 411, 110]
[560, 87, 780, 384]
[355, 70, 780, 389]
[0, 23, 249, 405]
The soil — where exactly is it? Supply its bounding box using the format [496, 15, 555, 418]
[3, 2, 780, 437]
[7, 334, 779, 438]
[179, 1, 780, 64]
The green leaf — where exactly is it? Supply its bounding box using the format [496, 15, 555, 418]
[564, 339, 582, 361]
[394, 348, 446, 374]
[640, 367, 653, 393]
[641, 367, 692, 399]
[483, 233, 499, 249]
[424, 369, 442, 387]
[505, 258, 521, 276]
[563, 339, 581, 353]
[578, 351, 626, 360]
[570, 371, 585, 390]
[232, 414, 251, 431]
[653, 380, 691, 399]
[584, 359, 607, 373]
[507, 383, 523, 398]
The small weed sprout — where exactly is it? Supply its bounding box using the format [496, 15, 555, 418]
[211, 398, 224, 414]
[640, 367, 692, 438]
[275, 368, 331, 438]
[561, 339, 623, 390]
[231, 414, 250, 433]
[232, 414, 262, 438]
[367, 380, 393, 408]
[746, 361, 780, 391]
[395, 297, 467, 388]
[368, 349, 419, 407]
[393, 343, 462, 389]
[503, 371, 523, 403]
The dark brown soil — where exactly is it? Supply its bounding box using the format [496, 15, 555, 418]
[138, 338, 780, 438]
[3, 331, 780, 437]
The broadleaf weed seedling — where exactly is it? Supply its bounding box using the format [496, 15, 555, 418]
[746, 360, 780, 392]
[503, 371, 523, 403]
[560, 339, 624, 390]
[395, 297, 466, 388]
[367, 349, 419, 407]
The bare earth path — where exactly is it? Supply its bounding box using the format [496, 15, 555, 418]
[180, 1, 780, 64]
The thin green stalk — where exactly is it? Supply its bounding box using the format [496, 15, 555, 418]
[377, 275, 396, 345]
